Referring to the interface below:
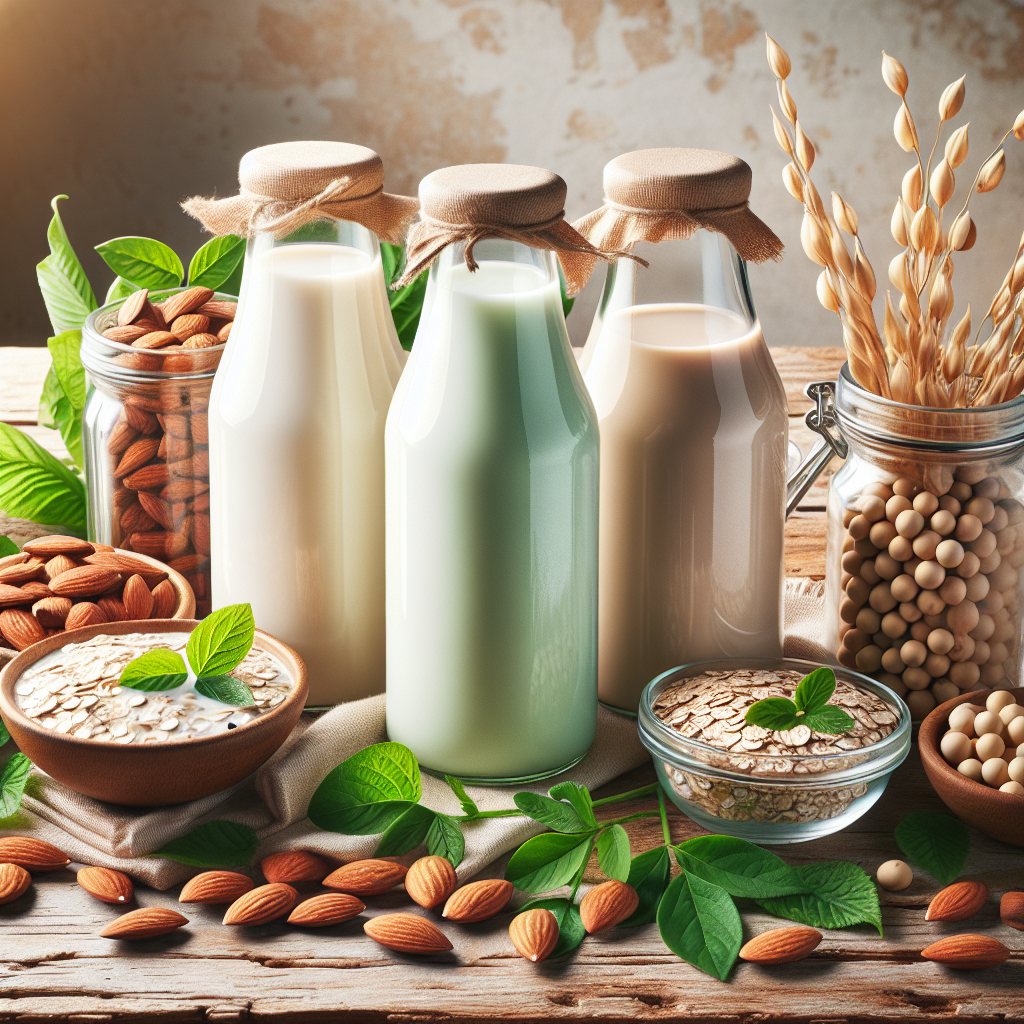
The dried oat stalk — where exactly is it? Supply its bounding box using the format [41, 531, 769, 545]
[766, 34, 1024, 407]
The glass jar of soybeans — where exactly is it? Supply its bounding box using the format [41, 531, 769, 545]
[826, 365, 1024, 719]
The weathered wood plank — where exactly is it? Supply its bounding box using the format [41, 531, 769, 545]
[0, 346, 50, 424]
[785, 510, 828, 579]
[772, 345, 847, 414]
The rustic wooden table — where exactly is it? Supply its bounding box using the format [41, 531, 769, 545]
[0, 346, 1019, 1023]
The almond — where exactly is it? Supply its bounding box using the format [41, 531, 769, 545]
[0, 552, 28, 569]
[323, 859, 409, 896]
[442, 878, 514, 923]
[97, 597, 128, 622]
[23, 537, 94, 558]
[159, 413, 191, 439]
[288, 893, 365, 927]
[405, 856, 458, 909]
[122, 404, 161, 434]
[0, 585, 32, 609]
[0, 837, 70, 872]
[0, 562, 44, 586]
[78, 866, 134, 903]
[179, 870, 255, 904]
[49, 565, 122, 598]
[363, 913, 453, 954]
[127, 532, 170, 559]
[168, 553, 208, 576]
[20, 581, 52, 601]
[103, 325, 149, 344]
[132, 331, 178, 350]
[217, 321, 233, 342]
[579, 880, 640, 934]
[195, 299, 237, 319]
[114, 437, 161, 478]
[122, 574, 154, 620]
[509, 908, 560, 962]
[140, 299, 168, 331]
[65, 602, 109, 630]
[194, 513, 211, 556]
[150, 579, 178, 618]
[100, 907, 188, 939]
[43, 554, 78, 581]
[83, 553, 168, 588]
[739, 925, 823, 964]
[170, 313, 210, 341]
[123, 464, 171, 490]
[32, 596, 72, 628]
[0, 863, 31, 905]
[920, 934, 1010, 969]
[0, 608, 46, 650]
[121, 503, 158, 535]
[108, 419, 139, 454]
[161, 286, 214, 322]
[183, 332, 220, 350]
[1000, 891, 1024, 931]
[926, 880, 989, 922]
[260, 850, 333, 884]
[223, 882, 299, 925]
[117, 288, 149, 326]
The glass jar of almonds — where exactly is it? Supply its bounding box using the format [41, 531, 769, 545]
[80, 288, 237, 618]
[827, 366, 1024, 719]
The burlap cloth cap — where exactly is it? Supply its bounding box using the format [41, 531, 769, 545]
[572, 148, 784, 287]
[395, 163, 634, 295]
[182, 141, 420, 244]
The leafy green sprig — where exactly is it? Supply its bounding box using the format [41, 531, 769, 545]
[744, 666, 856, 735]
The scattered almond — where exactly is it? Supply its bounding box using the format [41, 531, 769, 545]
[739, 926, 823, 964]
[363, 913, 453, 954]
[1000, 891, 1024, 931]
[287, 893, 366, 927]
[323, 859, 409, 896]
[0, 837, 70, 872]
[100, 907, 188, 939]
[223, 882, 299, 925]
[405, 856, 458, 909]
[0, 863, 31, 904]
[509, 908, 560, 962]
[78, 866, 134, 904]
[260, 850, 333, 884]
[179, 870, 255, 904]
[0, 608, 46, 650]
[579, 880, 640, 934]
[925, 880, 989, 923]
[442, 878, 514, 923]
[920, 934, 1010, 969]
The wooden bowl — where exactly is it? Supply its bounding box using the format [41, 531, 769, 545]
[919, 687, 1024, 847]
[0, 619, 307, 807]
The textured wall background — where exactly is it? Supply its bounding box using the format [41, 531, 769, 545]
[1, 0, 1022, 348]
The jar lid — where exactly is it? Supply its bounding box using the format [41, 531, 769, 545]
[239, 141, 384, 202]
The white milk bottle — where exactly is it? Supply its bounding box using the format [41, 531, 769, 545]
[575, 149, 789, 713]
[385, 164, 610, 782]
[189, 142, 419, 705]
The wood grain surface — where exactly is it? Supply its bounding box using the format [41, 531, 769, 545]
[2, 345, 1018, 1022]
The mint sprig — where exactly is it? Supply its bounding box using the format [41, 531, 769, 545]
[744, 666, 855, 735]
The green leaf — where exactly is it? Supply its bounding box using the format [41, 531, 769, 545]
[801, 706, 856, 735]
[514, 792, 589, 833]
[186, 603, 255, 677]
[154, 820, 258, 868]
[756, 861, 883, 935]
[596, 824, 631, 882]
[520, 897, 586, 958]
[676, 835, 808, 899]
[621, 845, 671, 927]
[105, 276, 140, 304]
[307, 741, 421, 835]
[46, 196, 97, 308]
[0, 719, 10, 749]
[37, 365, 66, 431]
[0, 537, 19, 558]
[744, 696, 800, 732]
[381, 241, 403, 285]
[657, 870, 742, 981]
[505, 832, 594, 894]
[194, 674, 255, 706]
[895, 810, 970, 885]
[188, 235, 245, 290]
[558, 266, 575, 318]
[119, 649, 188, 691]
[426, 812, 465, 867]
[46, 330, 86, 471]
[793, 667, 837, 713]
[36, 255, 94, 333]
[0, 753, 32, 820]
[445, 774, 478, 816]
[94, 236, 183, 290]
[0, 423, 87, 535]
[381, 241, 427, 350]
[375, 803, 435, 857]
[548, 781, 597, 827]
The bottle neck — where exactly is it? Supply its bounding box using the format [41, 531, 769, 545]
[429, 238, 561, 292]
[250, 217, 381, 259]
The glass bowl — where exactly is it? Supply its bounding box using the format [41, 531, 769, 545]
[638, 657, 912, 843]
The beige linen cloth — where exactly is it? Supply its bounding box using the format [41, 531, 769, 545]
[8, 580, 830, 889]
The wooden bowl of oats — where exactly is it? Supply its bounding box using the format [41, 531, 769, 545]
[0, 619, 307, 806]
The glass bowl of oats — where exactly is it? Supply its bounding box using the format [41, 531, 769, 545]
[0, 619, 307, 806]
[638, 658, 911, 843]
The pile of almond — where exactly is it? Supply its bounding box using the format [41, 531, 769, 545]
[0, 536, 180, 650]
[97, 287, 231, 618]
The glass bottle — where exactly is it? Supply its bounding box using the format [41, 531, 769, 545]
[579, 228, 789, 713]
[385, 238, 600, 783]
[208, 217, 405, 706]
